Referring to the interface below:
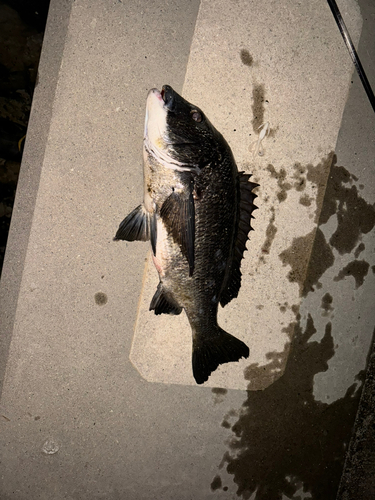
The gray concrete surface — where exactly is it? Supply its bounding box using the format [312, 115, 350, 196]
[0, 0, 374, 498]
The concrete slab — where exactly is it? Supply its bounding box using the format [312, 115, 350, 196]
[0, 0, 374, 498]
[0, 0, 74, 396]
[132, 0, 362, 389]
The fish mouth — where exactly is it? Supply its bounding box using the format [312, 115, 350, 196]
[146, 85, 176, 111]
[144, 86, 177, 142]
[146, 86, 174, 110]
[161, 85, 175, 111]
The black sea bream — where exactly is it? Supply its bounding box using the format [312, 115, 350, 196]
[115, 85, 258, 384]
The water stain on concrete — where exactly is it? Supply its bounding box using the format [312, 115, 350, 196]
[240, 48, 253, 67]
[214, 314, 365, 499]
[212, 153, 375, 497]
[252, 83, 265, 131]
[259, 207, 277, 263]
[266, 155, 333, 206]
[244, 342, 290, 391]
[221, 408, 239, 430]
[354, 242, 365, 258]
[299, 193, 312, 207]
[210, 474, 222, 491]
[266, 165, 292, 203]
[293, 163, 307, 192]
[321, 292, 334, 317]
[278, 156, 375, 298]
[318, 160, 375, 255]
[334, 260, 370, 289]
[243, 314, 299, 391]
[279, 228, 334, 297]
[212, 388, 228, 395]
[279, 302, 288, 313]
[94, 292, 108, 305]
[306, 152, 335, 223]
[212, 387, 228, 404]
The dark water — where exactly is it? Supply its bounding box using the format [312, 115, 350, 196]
[0, 0, 49, 273]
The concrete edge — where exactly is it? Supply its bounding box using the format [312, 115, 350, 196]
[0, 0, 74, 396]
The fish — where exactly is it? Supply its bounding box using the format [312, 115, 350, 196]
[114, 85, 258, 384]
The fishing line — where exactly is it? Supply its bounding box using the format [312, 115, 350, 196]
[326, 0, 375, 113]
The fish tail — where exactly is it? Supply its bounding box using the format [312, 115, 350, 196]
[192, 327, 249, 384]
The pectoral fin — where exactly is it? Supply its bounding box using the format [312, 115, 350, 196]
[160, 188, 195, 276]
[114, 204, 150, 242]
[114, 204, 157, 255]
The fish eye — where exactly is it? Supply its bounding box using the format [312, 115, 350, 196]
[191, 110, 202, 123]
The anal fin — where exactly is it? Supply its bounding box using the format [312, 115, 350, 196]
[150, 283, 182, 315]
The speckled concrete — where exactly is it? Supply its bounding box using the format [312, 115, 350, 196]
[0, 0, 374, 498]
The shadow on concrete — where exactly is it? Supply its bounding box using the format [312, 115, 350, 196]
[212, 313, 365, 499]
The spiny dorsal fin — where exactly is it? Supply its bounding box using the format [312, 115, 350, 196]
[149, 282, 183, 315]
[160, 187, 195, 276]
[219, 172, 259, 307]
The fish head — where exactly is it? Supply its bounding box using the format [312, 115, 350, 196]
[144, 85, 226, 170]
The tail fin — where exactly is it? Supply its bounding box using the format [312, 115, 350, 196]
[192, 327, 249, 384]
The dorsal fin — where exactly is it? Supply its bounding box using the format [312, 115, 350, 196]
[219, 172, 259, 307]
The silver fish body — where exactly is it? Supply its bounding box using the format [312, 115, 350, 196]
[115, 86, 258, 384]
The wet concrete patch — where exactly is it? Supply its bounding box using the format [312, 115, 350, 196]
[94, 292, 108, 305]
[318, 161, 375, 255]
[266, 165, 292, 203]
[306, 152, 335, 223]
[334, 260, 370, 289]
[293, 163, 307, 192]
[212, 387, 228, 404]
[244, 341, 290, 391]
[266, 154, 334, 207]
[279, 228, 334, 296]
[321, 292, 334, 317]
[210, 474, 223, 491]
[213, 314, 365, 499]
[252, 83, 265, 131]
[259, 207, 277, 262]
[240, 48, 253, 67]
[277, 156, 375, 299]
[299, 193, 312, 207]
[354, 242, 365, 258]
